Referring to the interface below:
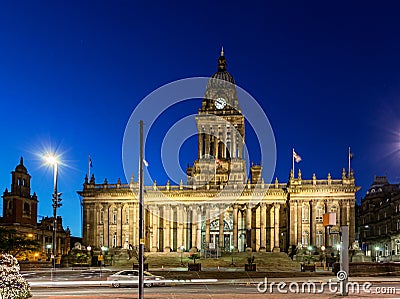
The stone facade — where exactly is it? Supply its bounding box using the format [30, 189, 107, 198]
[79, 51, 359, 254]
[358, 176, 400, 261]
[1, 158, 71, 261]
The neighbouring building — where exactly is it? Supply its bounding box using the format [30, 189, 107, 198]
[79, 50, 360, 254]
[1, 157, 71, 261]
[358, 175, 400, 261]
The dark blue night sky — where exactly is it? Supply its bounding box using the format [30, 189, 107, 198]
[1, 1, 400, 237]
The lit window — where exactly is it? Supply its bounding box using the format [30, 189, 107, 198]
[316, 206, 323, 223]
[99, 208, 104, 224]
[112, 209, 117, 224]
[316, 231, 323, 247]
[302, 231, 309, 245]
[302, 205, 309, 223]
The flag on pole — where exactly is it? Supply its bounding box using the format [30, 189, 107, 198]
[143, 159, 149, 167]
[88, 155, 93, 178]
[293, 149, 302, 163]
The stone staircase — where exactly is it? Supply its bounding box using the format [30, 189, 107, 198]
[109, 250, 301, 271]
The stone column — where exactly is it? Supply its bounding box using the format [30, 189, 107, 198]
[177, 205, 184, 251]
[297, 202, 302, 246]
[269, 205, 274, 252]
[219, 205, 225, 252]
[191, 206, 198, 251]
[104, 204, 109, 247]
[293, 200, 298, 246]
[246, 204, 252, 251]
[205, 206, 210, 246]
[273, 203, 280, 252]
[310, 200, 316, 246]
[196, 207, 202, 250]
[198, 132, 203, 158]
[183, 206, 188, 250]
[163, 205, 171, 252]
[233, 204, 239, 252]
[260, 203, 267, 251]
[349, 201, 356, 244]
[151, 206, 158, 252]
[205, 128, 211, 156]
[232, 133, 236, 158]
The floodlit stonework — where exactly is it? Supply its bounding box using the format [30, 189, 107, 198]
[79, 51, 359, 254]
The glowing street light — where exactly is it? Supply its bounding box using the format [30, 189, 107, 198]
[43, 153, 62, 269]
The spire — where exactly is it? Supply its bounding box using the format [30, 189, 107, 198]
[217, 48, 227, 71]
[20, 156, 24, 165]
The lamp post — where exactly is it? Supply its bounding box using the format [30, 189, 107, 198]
[44, 154, 62, 269]
[230, 245, 235, 266]
[321, 245, 326, 270]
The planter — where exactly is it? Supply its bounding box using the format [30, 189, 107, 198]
[300, 263, 316, 272]
[133, 263, 149, 271]
[188, 263, 201, 271]
[245, 264, 256, 271]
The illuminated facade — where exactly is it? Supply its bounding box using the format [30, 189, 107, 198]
[79, 52, 359, 254]
[358, 176, 400, 261]
[1, 158, 70, 260]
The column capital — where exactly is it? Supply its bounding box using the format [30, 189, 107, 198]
[274, 203, 281, 209]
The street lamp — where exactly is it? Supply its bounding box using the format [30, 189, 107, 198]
[230, 245, 235, 266]
[321, 245, 326, 270]
[44, 153, 62, 269]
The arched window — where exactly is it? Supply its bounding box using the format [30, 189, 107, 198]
[302, 231, 309, 245]
[331, 232, 340, 248]
[7, 200, 12, 210]
[112, 209, 117, 224]
[316, 231, 323, 247]
[302, 204, 309, 223]
[316, 205, 323, 223]
[23, 202, 30, 215]
[99, 208, 104, 224]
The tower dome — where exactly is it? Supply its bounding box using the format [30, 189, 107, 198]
[15, 157, 27, 174]
[209, 47, 235, 84]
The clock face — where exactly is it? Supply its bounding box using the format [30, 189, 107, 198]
[215, 97, 226, 109]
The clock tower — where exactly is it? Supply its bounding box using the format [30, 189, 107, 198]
[187, 49, 246, 187]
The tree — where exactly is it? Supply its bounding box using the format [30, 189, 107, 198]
[0, 227, 40, 259]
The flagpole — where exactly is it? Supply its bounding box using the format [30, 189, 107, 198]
[292, 148, 295, 176]
[348, 147, 351, 178]
[88, 155, 91, 178]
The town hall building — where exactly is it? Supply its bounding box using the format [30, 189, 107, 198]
[79, 51, 359, 254]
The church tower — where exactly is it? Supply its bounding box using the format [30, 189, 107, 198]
[2, 157, 38, 227]
[187, 49, 247, 186]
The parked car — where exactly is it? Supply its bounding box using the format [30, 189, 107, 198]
[107, 270, 165, 288]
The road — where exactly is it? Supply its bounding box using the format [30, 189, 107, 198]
[30, 283, 400, 299]
[25, 269, 400, 298]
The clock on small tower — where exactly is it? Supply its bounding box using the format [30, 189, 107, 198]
[215, 97, 226, 109]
